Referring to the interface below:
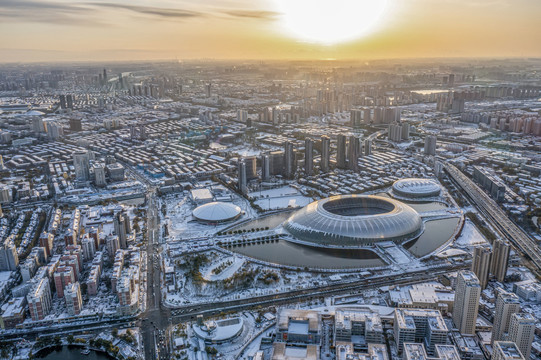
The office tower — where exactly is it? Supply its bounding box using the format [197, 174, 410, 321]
[103, 68, 107, 82]
[336, 134, 347, 169]
[472, 246, 491, 289]
[73, 150, 90, 181]
[237, 110, 248, 123]
[261, 154, 270, 181]
[93, 163, 106, 187]
[69, 118, 82, 132]
[238, 161, 247, 194]
[64, 282, 83, 316]
[492, 342, 525, 360]
[508, 313, 535, 359]
[364, 139, 372, 156]
[27, 278, 52, 321]
[491, 239, 510, 282]
[243, 156, 257, 180]
[321, 135, 330, 172]
[31, 117, 45, 133]
[284, 141, 295, 178]
[0, 237, 19, 271]
[492, 289, 521, 344]
[424, 135, 437, 156]
[305, 137, 314, 176]
[453, 270, 481, 335]
[348, 135, 359, 171]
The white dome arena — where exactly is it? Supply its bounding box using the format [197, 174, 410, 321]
[192, 202, 242, 223]
[392, 178, 441, 198]
[283, 195, 423, 248]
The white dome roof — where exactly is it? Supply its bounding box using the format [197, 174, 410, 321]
[392, 178, 441, 198]
[193, 202, 241, 222]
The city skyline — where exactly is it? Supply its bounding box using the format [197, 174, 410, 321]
[1, 0, 541, 62]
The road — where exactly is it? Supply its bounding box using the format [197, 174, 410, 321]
[167, 263, 468, 324]
[444, 163, 541, 275]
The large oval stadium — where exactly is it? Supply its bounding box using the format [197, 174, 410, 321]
[283, 195, 423, 248]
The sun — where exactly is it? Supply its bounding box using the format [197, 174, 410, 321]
[273, 0, 389, 45]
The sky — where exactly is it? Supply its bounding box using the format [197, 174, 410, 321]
[0, 0, 540, 62]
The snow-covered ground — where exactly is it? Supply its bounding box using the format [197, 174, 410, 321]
[202, 256, 245, 281]
[249, 186, 312, 211]
[454, 220, 488, 247]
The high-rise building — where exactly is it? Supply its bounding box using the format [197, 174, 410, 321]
[364, 139, 372, 156]
[348, 135, 360, 171]
[73, 150, 90, 181]
[388, 123, 403, 142]
[321, 135, 330, 172]
[284, 141, 295, 178]
[491, 239, 510, 282]
[114, 210, 130, 249]
[64, 282, 83, 316]
[336, 134, 347, 169]
[472, 246, 491, 289]
[492, 289, 521, 344]
[243, 156, 257, 180]
[261, 154, 271, 181]
[39, 232, 54, 257]
[237, 110, 248, 123]
[27, 278, 52, 321]
[424, 135, 437, 156]
[237, 161, 247, 194]
[304, 137, 314, 176]
[93, 163, 106, 187]
[0, 236, 19, 271]
[507, 313, 535, 359]
[106, 236, 120, 257]
[453, 270, 481, 335]
[69, 117, 82, 132]
[401, 123, 410, 140]
[81, 234, 96, 261]
[54, 266, 75, 298]
[492, 341, 525, 360]
[31, 117, 45, 133]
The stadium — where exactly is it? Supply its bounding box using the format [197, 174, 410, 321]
[283, 195, 424, 248]
[192, 202, 242, 224]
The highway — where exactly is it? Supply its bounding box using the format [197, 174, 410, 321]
[444, 163, 541, 275]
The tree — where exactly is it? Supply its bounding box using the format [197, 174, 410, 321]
[54, 336, 61, 347]
[67, 335, 74, 344]
[112, 328, 118, 337]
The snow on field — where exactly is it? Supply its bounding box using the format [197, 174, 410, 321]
[454, 220, 488, 247]
[249, 186, 312, 211]
[202, 256, 245, 281]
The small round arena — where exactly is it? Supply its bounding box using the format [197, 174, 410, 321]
[192, 202, 242, 224]
[392, 178, 441, 198]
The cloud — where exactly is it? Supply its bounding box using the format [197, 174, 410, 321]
[0, 0, 101, 26]
[86, 3, 204, 19]
[221, 10, 280, 20]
